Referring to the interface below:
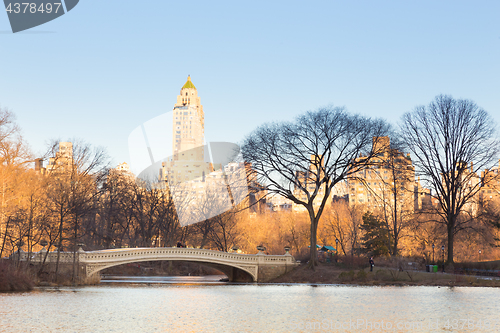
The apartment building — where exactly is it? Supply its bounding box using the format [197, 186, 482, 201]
[160, 76, 210, 186]
[346, 137, 430, 214]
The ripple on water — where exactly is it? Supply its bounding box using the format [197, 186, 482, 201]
[1, 284, 499, 332]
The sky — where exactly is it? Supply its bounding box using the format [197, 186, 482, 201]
[1, 1, 499, 170]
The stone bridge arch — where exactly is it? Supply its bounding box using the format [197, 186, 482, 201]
[81, 248, 263, 282]
[20, 247, 298, 282]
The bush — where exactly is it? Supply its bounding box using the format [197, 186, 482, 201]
[356, 270, 368, 282]
[338, 270, 355, 282]
[374, 269, 391, 281]
[0, 261, 34, 292]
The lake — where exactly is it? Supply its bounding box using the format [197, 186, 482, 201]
[1, 276, 499, 332]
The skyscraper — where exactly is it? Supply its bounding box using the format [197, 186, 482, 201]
[160, 76, 211, 185]
[172, 75, 204, 155]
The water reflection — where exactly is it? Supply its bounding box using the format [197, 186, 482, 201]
[100, 275, 227, 284]
[1, 284, 499, 332]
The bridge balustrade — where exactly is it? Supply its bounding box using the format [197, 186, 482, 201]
[16, 247, 298, 282]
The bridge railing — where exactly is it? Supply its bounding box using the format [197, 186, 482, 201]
[11, 249, 80, 263]
[16, 247, 298, 266]
[80, 247, 297, 266]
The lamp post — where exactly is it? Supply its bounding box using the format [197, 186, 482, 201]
[335, 238, 339, 263]
[432, 244, 435, 265]
[479, 249, 482, 262]
[16, 240, 24, 265]
[441, 245, 445, 273]
[39, 239, 48, 264]
[76, 243, 85, 280]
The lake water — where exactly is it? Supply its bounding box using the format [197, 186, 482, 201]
[1, 276, 499, 332]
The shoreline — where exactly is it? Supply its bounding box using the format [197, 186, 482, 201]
[3, 262, 500, 293]
[267, 263, 500, 288]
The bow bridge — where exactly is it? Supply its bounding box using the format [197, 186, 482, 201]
[23, 247, 299, 282]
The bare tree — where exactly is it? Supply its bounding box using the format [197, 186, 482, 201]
[400, 95, 500, 263]
[44, 140, 109, 281]
[363, 138, 416, 256]
[0, 107, 32, 259]
[241, 106, 389, 267]
[321, 199, 364, 260]
[98, 168, 135, 248]
[130, 181, 162, 247]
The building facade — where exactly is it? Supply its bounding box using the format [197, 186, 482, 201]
[157, 76, 264, 225]
[160, 76, 212, 186]
[346, 137, 430, 214]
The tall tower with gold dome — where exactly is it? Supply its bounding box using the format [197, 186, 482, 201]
[173, 75, 205, 155]
[160, 76, 210, 185]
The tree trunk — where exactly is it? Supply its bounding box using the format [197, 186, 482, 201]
[447, 224, 454, 264]
[0, 216, 10, 259]
[307, 217, 318, 269]
[55, 212, 64, 282]
[392, 225, 398, 257]
[72, 214, 79, 283]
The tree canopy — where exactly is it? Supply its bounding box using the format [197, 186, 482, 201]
[400, 95, 500, 263]
[242, 106, 390, 266]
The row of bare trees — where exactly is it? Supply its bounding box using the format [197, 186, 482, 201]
[0, 108, 248, 280]
[0, 159, 246, 258]
[242, 95, 500, 268]
[2, 93, 500, 276]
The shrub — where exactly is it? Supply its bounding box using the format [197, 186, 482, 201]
[356, 270, 368, 282]
[338, 270, 355, 282]
[0, 261, 34, 292]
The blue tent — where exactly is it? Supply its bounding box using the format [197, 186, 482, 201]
[320, 246, 336, 252]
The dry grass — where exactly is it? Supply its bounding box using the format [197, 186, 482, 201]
[81, 274, 101, 285]
[0, 262, 34, 292]
[269, 262, 500, 287]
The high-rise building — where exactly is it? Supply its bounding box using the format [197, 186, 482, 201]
[293, 155, 328, 212]
[45, 142, 73, 173]
[346, 137, 429, 213]
[160, 76, 212, 185]
[157, 76, 265, 225]
[480, 161, 500, 207]
[172, 75, 204, 155]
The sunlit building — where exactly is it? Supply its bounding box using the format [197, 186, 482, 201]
[292, 155, 331, 212]
[160, 76, 211, 186]
[479, 160, 500, 207]
[157, 76, 265, 225]
[346, 137, 429, 214]
[113, 162, 135, 180]
[43, 142, 73, 174]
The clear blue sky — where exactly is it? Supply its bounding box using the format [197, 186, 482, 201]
[1, 1, 499, 168]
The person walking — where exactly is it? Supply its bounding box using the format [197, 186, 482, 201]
[369, 257, 374, 272]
